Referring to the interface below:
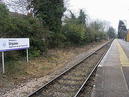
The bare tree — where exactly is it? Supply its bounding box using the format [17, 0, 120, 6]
[4, 0, 29, 14]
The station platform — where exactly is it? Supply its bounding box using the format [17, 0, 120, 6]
[91, 39, 129, 97]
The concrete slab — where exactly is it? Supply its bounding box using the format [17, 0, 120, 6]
[91, 39, 129, 97]
[117, 40, 129, 89]
[122, 67, 129, 89]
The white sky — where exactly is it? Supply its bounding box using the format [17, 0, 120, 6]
[68, 0, 129, 30]
[3, 0, 129, 30]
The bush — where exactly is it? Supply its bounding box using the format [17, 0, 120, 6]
[0, 4, 46, 57]
[62, 23, 86, 44]
[0, 4, 109, 59]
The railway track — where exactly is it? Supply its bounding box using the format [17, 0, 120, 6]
[75, 70, 97, 97]
[28, 41, 112, 97]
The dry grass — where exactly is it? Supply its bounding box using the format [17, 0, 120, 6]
[25, 40, 106, 78]
[26, 50, 75, 77]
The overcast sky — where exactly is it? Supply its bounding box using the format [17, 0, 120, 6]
[68, 0, 129, 30]
[4, 0, 129, 30]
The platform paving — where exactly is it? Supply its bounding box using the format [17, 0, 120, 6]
[91, 39, 129, 97]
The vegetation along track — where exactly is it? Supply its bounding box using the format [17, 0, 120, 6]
[28, 41, 112, 97]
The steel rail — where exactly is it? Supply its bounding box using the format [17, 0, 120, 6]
[28, 40, 112, 97]
[73, 45, 109, 97]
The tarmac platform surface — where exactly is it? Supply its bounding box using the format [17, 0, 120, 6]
[91, 39, 129, 97]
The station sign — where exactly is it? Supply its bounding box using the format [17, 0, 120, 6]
[0, 38, 30, 52]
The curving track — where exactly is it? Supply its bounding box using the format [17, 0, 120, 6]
[28, 41, 112, 97]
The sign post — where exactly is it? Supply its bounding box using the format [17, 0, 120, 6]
[0, 38, 30, 73]
[26, 49, 29, 62]
[2, 52, 5, 74]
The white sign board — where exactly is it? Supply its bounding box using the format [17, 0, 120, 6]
[0, 38, 30, 52]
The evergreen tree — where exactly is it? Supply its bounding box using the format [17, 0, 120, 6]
[118, 20, 127, 39]
[107, 27, 116, 39]
[78, 9, 87, 25]
[28, 0, 66, 47]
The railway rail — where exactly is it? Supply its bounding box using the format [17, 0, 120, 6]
[28, 41, 112, 97]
